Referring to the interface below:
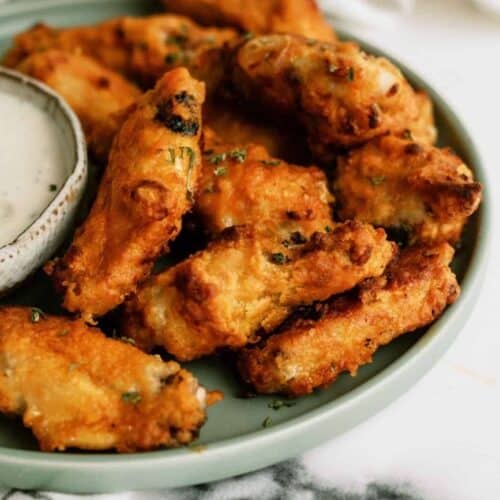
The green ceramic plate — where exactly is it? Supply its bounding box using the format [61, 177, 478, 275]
[0, 0, 491, 493]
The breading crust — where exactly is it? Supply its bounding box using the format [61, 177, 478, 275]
[122, 222, 396, 361]
[46, 68, 205, 319]
[0, 307, 214, 452]
[238, 243, 460, 395]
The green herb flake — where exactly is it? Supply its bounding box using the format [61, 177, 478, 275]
[347, 67, 355, 81]
[209, 152, 227, 165]
[49, 184, 58, 192]
[260, 159, 281, 167]
[57, 329, 70, 337]
[268, 399, 297, 411]
[203, 149, 215, 156]
[370, 176, 386, 186]
[402, 129, 413, 140]
[167, 147, 176, 164]
[165, 52, 180, 65]
[122, 391, 142, 405]
[166, 34, 187, 46]
[325, 225, 333, 233]
[189, 444, 207, 453]
[262, 416, 273, 428]
[204, 185, 216, 194]
[30, 307, 45, 323]
[242, 31, 255, 41]
[229, 148, 247, 163]
[214, 166, 228, 177]
[270, 252, 288, 265]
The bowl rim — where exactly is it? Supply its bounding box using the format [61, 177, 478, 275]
[0, 12, 493, 490]
[0, 66, 87, 253]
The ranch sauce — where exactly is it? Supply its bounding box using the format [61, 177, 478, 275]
[0, 91, 68, 247]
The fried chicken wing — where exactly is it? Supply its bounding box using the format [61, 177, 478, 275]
[15, 50, 141, 163]
[230, 34, 430, 158]
[3, 15, 236, 88]
[163, 0, 337, 42]
[0, 307, 216, 452]
[122, 222, 396, 361]
[46, 68, 205, 320]
[203, 101, 311, 163]
[333, 135, 482, 244]
[196, 129, 333, 239]
[238, 243, 459, 396]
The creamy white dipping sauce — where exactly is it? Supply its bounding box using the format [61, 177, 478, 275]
[0, 91, 69, 247]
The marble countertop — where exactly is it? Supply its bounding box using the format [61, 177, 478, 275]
[1, 0, 499, 498]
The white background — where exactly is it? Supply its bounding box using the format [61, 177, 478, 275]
[306, 1, 500, 498]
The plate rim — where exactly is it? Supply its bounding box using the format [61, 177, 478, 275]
[0, 1, 493, 492]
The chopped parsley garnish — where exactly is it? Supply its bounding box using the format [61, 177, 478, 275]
[30, 307, 45, 323]
[370, 176, 386, 186]
[122, 391, 142, 404]
[229, 148, 247, 163]
[242, 31, 255, 41]
[214, 166, 228, 177]
[49, 184, 57, 192]
[179, 146, 196, 200]
[204, 185, 216, 194]
[57, 329, 70, 337]
[167, 147, 176, 164]
[166, 34, 187, 46]
[262, 416, 273, 428]
[325, 225, 333, 233]
[268, 399, 297, 410]
[165, 52, 180, 65]
[209, 152, 227, 165]
[260, 159, 281, 167]
[270, 252, 288, 265]
[402, 129, 413, 140]
[347, 67, 355, 81]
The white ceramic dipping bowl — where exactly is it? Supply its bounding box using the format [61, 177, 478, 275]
[0, 67, 87, 294]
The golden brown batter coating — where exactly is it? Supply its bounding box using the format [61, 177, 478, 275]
[0, 307, 215, 452]
[203, 100, 311, 163]
[196, 129, 333, 239]
[163, 0, 337, 42]
[2, 15, 236, 88]
[333, 135, 482, 244]
[46, 68, 205, 320]
[238, 243, 459, 396]
[15, 49, 141, 163]
[410, 90, 437, 145]
[231, 34, 429, 155]
[122, 222, 396, 361]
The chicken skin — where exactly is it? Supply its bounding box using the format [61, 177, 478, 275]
[333, 135, 482, 244]
[16, 50, 141, 163]
[46, 68, 205, 320]
[238, 243, 459, 396]
[0, 307, 216, 452]
[163, 0, 337, 42]
[2, 15, 236, 88]
[122, 222, 396, 361]
[230, 34, 431, 158]
[196, 129, 333, 239]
